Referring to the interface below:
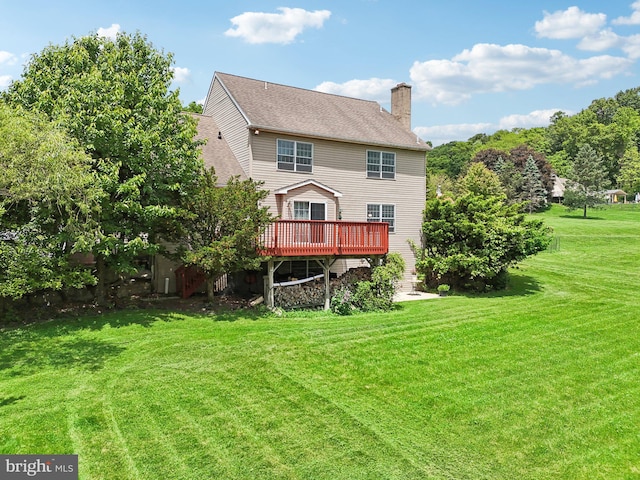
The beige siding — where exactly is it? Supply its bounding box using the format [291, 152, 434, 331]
[250, 132, 425, 290]
[153, 253, 181, 293]
[204, 78, 251, 175]
[277, 184, 338, 220]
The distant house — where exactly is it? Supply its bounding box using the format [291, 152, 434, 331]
[551, 176, 628, 205]
[551, 175, 567, 203]
[604, 189, 627, 203]
[155, 72, 430, 306]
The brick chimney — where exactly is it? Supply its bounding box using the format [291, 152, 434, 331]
[391, 83, 412, 130]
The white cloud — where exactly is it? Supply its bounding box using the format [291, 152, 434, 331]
[0, 75, 12, 89]
[97, 23, 120, 40]
[621, 34, 640, 59]
[415, 123, 492, 146]
[172, 66, 191, 83]
[498, 109, 565, 130]
[417, 109, 573, 146]
[225, 7, 331, 44]
[535, 6, 606, 40]
[578, 29, 622, 51]
[314, 77, 398, 102]
[613, 1, 640, 25]
[0, 51, 17, 66]
[410, 43, 632, 105]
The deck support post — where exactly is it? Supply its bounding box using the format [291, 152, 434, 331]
[314, 257, 333, 311]
[323, 257, 331, 311]
[266, 260, 283, 309]
[266, 260, 274, 308]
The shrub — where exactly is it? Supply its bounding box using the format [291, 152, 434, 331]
[352, 281, 386, 311]
[331, 253, 405, 315]
[414, 194, 552, 292]
[330, 286, 354, 316]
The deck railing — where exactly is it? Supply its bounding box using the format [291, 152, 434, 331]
[259, 220, 389, 257]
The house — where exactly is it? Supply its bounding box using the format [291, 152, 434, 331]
[552, 177, 628, 205]
[551, 175, 567, 203]
[604, 189, 627, 204]
[155, 72, 430, 306]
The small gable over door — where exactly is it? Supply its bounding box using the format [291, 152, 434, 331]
[274, 179, 343, 221]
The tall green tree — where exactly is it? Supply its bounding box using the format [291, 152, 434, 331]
[472, 146, 554, 199]
[458, 162, 506, 199]
[414, 162, 552, 292]
[615, 86, 640, 114]
[546, 104, 639, 185]
[564, 144, 610, 218]
[521, 155, 547, 213]
[494, 156, 523, 205]
[587, 97, 620, 125]
[471, 148, 506, 172]
[183, 101, 203, 113]
[617, 146, 640, 196]
[470, 127, 549, 156]
[508, 146, 554, 198]
[426, 141, 475, 179]
[179, 170, 274, 302]
[3, 31, 203, 304]
[0, 103, 102, 305]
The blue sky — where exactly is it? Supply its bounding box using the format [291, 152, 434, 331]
[2, 1, 640, 145]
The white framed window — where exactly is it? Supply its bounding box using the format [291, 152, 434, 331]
[278, 139, 313, 173]
[366, 150, 395, 179]
[293, 201, 326, 243]
[367, 204, 395, 233]
[293, 201, 326, 220]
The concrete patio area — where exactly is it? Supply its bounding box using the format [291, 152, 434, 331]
[394, 291, 440, 302]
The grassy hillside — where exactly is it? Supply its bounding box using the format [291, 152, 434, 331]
[1, 205, 639, 479]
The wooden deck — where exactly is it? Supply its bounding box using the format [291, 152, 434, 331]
[177, 220, 389, 303]
[259, 220, 389, 258]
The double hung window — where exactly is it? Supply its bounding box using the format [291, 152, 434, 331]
[278, 139, 313, 172]
[367, 204, 395, 233]
[366, 151, 395, 179]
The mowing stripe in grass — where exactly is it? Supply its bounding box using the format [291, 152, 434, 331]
[2, 205, 640, 479]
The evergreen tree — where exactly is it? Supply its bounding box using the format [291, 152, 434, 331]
[494, 156, 523, 205]
[564, 144, 610, 218]
[521, 155, 547, 213]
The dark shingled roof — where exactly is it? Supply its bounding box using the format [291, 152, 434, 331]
[215, 72, 430, 151]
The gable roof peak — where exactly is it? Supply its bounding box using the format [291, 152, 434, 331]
[275, 179, 343, 198]
[212, 71, 429, 151]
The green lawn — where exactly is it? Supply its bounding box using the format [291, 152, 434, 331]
[2, 205, 640, 479]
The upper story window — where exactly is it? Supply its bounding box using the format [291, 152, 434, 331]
[367, 203, 395, 233]
[278, 139, 313, 173]
[367, 150, 395, 179]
